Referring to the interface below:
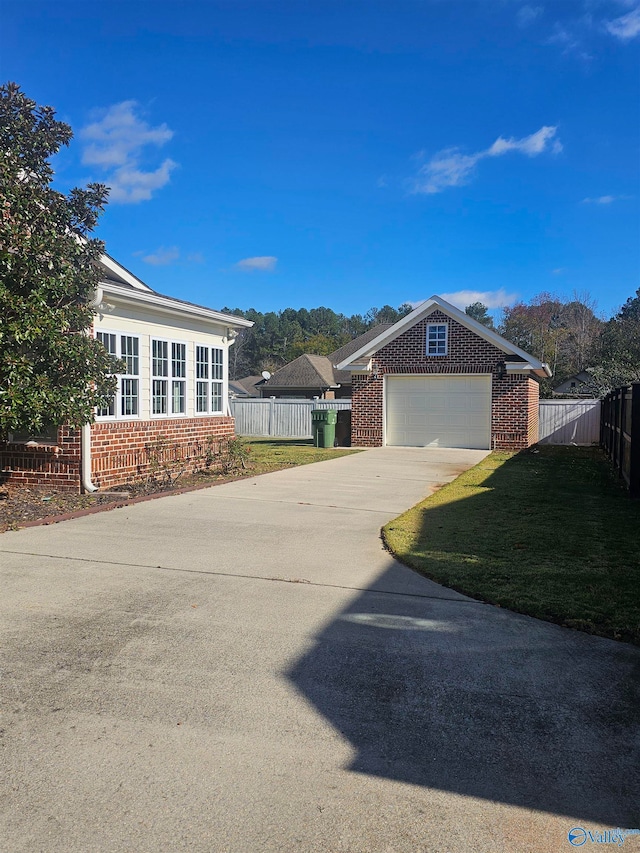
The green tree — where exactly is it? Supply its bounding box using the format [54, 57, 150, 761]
[500, 292, 602, 396]
[465, 302, 494, 328]
[586, 289, 640, 394]
[0, 83, 116, 436]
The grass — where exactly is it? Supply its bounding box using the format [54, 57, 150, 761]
[382, 446, 640, 645]
[238, 437, 360, 474]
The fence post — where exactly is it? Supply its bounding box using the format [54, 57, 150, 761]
[617, 388, 624, 476]
[268, 397, 275, 437]
[629, 383, 640, 499]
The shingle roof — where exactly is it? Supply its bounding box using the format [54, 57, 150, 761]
[230, 376, 264, 396]
[263, 353, 338, 390]
[261, 325, 395, 391]
[328, 324, 393, 365]
[330, 324, 393, 384]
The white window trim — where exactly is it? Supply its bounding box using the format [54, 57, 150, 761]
[151, 336, 189, 418]
[426, 323, 448, 357]
[95, 330, 141, 420]
[194, 345, 225, 416]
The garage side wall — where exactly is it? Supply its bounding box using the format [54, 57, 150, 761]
[492, 375, 539, 450]
[350, 311, 539, 450]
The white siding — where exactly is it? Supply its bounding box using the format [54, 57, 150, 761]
[94, 303, 230, 420]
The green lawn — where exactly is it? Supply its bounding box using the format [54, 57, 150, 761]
[382, 446, 640, 645]
[238, 437, 359, 475]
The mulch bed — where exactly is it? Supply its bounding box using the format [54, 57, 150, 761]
[0, 469, 248, 533]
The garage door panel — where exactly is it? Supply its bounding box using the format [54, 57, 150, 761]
[386, 375, 491, 449]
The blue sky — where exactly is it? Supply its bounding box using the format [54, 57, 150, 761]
[2, 0, 639, 319]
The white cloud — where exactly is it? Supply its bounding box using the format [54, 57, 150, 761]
[141, 246, 180, 266]
[80, 101, 177, 204]
[107, 159, 177, 204]
[581, 194, 630, 204]
[487, 126, 562, 156]
[517, 5, 543, 27]
[409, 290, 517, 310]
[438, 289, 518, 310]
[552, 267, 567, 275]
[235, 256, 278, 272]
[606, 6, 640, 40]
[413, 126, 561, 194]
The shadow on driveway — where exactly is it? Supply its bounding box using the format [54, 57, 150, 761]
[287, 563, 640, 826]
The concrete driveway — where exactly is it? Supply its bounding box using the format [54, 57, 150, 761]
[1, 447, 638, 853]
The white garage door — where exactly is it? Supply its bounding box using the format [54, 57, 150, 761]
[385, 375, 491, 449]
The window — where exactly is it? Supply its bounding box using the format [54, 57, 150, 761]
[195, 346, 224, 414]
[96, 332, 139, 418]
[427, 323, 448, 356]
[152, 339, 187, 416]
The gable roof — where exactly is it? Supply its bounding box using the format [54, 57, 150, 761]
[99, 254, 153, 291]
[96, 254, 253, 331]
[263, 353, 339, 391]
[336, 295, 551, 378]
[329, 324, 393, 365]
[229, 376, 264, 397]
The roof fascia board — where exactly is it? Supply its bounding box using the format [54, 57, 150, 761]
[100, 281, 254, 329]
[336, 295, 547, 372]
[99, 254, 152, 291]
[506, 361, 552, 378]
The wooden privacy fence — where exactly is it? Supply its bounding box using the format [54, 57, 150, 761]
[538, 399, 601, 446]
[230, 398, 351, 438]
[600, 383, 640, 498]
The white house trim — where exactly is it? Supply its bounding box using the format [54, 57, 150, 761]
[99, 281, 253, 331]
[99, 254, 153, 291]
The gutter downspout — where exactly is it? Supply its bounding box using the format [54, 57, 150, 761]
[81, 423, 98, 493]
[80, 285, 103, 493]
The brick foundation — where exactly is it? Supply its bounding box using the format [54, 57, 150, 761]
[350, 311, 540, 451]
[0, 426, 82, 490]
[1, 417, 236, 493]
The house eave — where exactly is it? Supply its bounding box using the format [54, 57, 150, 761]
[506, 361, 552, 378]
[99, 281, 254, 330]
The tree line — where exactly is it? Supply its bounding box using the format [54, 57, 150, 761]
[223, 292, 640, 397]
[221, 303, 413, 379]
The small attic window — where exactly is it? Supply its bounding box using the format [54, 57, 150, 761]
[427, 323, 448, 356]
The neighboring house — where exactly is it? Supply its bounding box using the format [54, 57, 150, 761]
[229, 375, 264, 398]
[258, 325, 393, 399]
[1, 254, 253, 492]
[552, 371, 593, 397]
[336, 296, 551, 450]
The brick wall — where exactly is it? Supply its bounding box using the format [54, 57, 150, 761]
[491, 374, 540, 450]
[90, 417, 235, 490]
[0, 426, 82, 491]
[1, 417, 236, 493]
[351, 312, 540, 450]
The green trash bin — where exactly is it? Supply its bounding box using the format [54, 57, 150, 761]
[311, 409, 337, 448]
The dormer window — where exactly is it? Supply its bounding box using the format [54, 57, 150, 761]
[427, 323, 448, 356]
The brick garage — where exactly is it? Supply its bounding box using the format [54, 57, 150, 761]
[339, 301, 549, 451]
